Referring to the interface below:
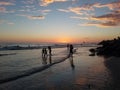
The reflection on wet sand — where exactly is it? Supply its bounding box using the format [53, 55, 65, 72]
[69, 55, 75, 69]
[42, 55, 52, 65]
[42, 55, 47, 65]
[49, 55, 52, 64]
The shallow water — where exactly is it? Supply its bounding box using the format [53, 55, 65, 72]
[0, 47, 113, 90]
[0, 48, 67, 81]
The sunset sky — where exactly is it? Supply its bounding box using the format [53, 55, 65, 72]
[0, 0, 120, 43]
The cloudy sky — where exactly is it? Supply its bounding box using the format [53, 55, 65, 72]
[0, 0, 120, 43]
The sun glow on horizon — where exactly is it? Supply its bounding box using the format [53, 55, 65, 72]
[0, 35, 111, 44]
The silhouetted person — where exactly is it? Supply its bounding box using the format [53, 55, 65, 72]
[42, 48, 45, 57]
[44, 48, 47, 56]
[42, 48, 48, 65]
[69, 44, 73, 56]
[48, 46, 52, 55]
[42, 48, 44, 57]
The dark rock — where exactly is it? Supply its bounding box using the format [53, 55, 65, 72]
[96, 36, 120, 57]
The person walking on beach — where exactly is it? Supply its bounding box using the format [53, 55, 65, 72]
[48, 46, 52, 55]
[44, 48, 47, 56]
[42, 48, 44, 57]
[69, 44, 73, 56]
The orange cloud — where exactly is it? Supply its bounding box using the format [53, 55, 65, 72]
[58, 7, 88, 15]
[0, 7, 14, 13]
[40, 0, 67, 6]
[86, 10, 120, 27]
[99, 1, 120, 10]
[80, 22, 110, 27]
[0, 7, 6, 12]
[58, 3, 101, 14]
[0, 1, 14, 6]
[75, 1, 120, 27]
[40, 9, 51, 15]
[70, 16, 89, 20]
[68, 7, 83, 15]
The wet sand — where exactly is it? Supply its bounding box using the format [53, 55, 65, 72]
[0, 47, 114, 90]
[104, 57, 120, 89]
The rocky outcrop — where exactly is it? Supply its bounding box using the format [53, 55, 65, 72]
[96, 37, 120, 57]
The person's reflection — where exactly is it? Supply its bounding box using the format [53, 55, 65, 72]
[42, 55, 47, 65]
[69, 55, 75, 69]
[49, 54, 52, 64]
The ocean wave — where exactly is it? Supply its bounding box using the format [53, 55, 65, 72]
[0, 55, 69, 84]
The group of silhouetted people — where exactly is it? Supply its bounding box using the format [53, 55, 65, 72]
[42, 44, 74, 57]
[41, 44, 74, 67]
[42, 46, 52, 57]
[42, 46, 52, 64]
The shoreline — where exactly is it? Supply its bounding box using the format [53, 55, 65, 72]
[0, 44, 98, 51]
[0, 54, 70, 84]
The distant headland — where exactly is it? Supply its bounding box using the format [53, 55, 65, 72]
[90, 36, 120, 57]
